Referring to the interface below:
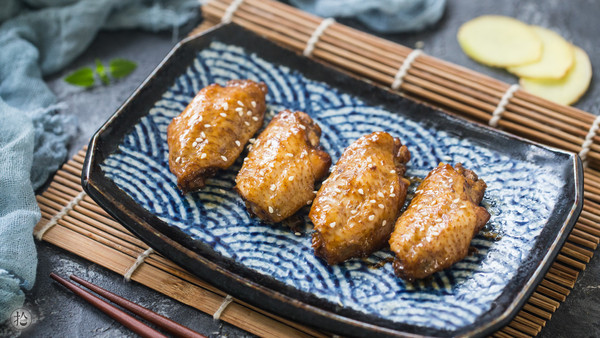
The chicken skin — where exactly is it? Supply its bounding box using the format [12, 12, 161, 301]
[389, 163, 490, 281]
[167, 80, 268, 193]
[235, 110, 331, 223]
[310, 132, 411, 265]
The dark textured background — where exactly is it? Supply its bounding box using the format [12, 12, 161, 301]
[2, 0, 599, 336]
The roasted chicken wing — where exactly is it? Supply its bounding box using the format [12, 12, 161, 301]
[235, 110, 331, 223]
[309, 132, 411, 265]
[167, 80, 268, 193]
[389, 163, 490, 281]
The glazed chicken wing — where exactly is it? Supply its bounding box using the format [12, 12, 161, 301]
[389, 163, 490, 281]
[309, 132, 411, 265]
[235, 110, 331, 223]
[167, 80, 268, 193]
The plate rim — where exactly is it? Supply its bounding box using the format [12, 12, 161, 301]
[82, 23, 584, 337]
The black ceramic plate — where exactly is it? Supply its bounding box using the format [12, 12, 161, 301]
[83, 24, 583, 337]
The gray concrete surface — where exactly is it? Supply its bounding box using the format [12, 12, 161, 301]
[1, 0, 599, 336]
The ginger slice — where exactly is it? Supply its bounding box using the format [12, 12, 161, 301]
[520, 46, 592, 105]
[458, 15, 542, 67]
[508, 26, 574, 80]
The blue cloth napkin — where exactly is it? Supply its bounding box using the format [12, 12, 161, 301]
[288, 0, 446, 33]
[0, 0, 198, 324]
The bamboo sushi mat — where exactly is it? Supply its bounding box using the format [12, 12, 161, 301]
[33, 0, 600, 337]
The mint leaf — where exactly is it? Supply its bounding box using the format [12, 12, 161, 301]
[96, 59, 109, 85]
[64, 57, 136, 87]
[109, 58, 137, 79]
[64, 67, 95, 87]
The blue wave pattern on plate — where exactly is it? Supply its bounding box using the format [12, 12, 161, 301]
[102, 42, 562, 329]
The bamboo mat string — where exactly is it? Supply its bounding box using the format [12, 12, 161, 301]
[391, 49, 422, 90]
[213, 294, 234, 320]
[303, 17, 336, 57]
[579, 115, 600, 167]
[123, 247, 155, 281]
[490, 84, 520, 128]
[220, 0, 244, 24]
[34, 190, 86, 240]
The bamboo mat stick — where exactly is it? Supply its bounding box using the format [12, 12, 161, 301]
[493, 331, 512, 338]
[508, 321, 539, 337]
[513, 314, 542, 330]
[201, 0, 600, 164]
[535, 289, 564, 306]
[517, 310, 546, 328]
[536, 285, 566, 303]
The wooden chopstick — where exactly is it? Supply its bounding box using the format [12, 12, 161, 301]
[50, 273, 167, 338]
[70, 274, 206, 338]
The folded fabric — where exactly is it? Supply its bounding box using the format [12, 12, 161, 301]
[0, 0, 198, 324]
[288, 0, 446, 33]
[0, 103, 38, 322]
